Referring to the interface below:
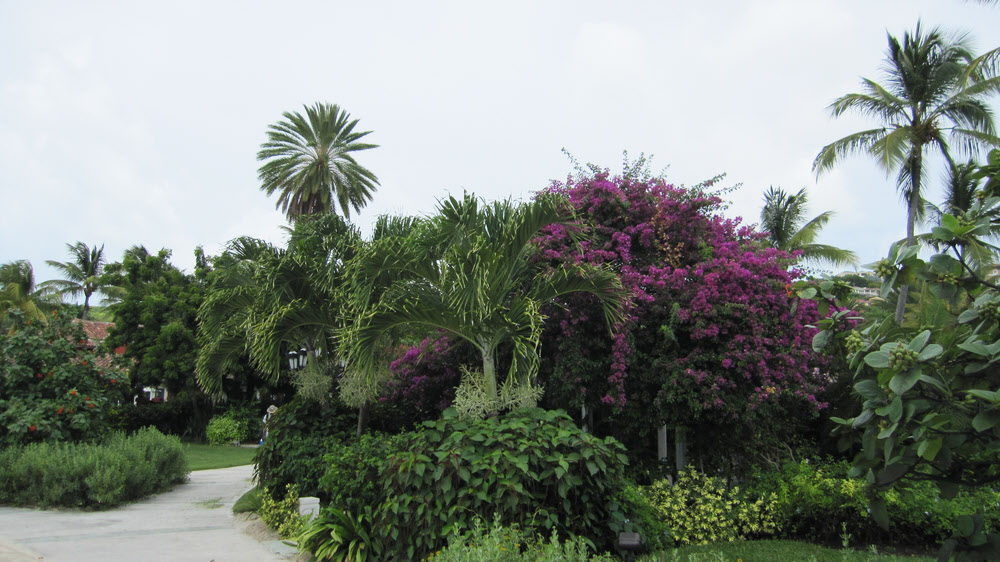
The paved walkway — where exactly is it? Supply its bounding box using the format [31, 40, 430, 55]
[0, 465, 298, 562]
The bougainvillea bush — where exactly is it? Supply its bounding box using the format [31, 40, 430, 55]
[533, 171, 830, 474]
[0, 310, 128, 446]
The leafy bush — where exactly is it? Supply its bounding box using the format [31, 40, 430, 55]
[259, 484, 308, 539]
[425, 516, 617, 561]
[373, 407, 629, 560]
[744, 459, 1000, 546]
[0, 309, 128, 446]
[642, 469, 778, 546]
[254, 398, 355, 499]
[317, 431, 411, 513]
[206, 414, 246, 445]
[0, 427, 187, 508]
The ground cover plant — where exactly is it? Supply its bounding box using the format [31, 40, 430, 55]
[0, 427, 187, 508]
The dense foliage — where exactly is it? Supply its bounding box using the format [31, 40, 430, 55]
[534, 171, 827, 474]
[254, 398, 356, 500]
[0, 427, 187, 508]
[0, 309, 127, 446]
[372, 408, 629, 560]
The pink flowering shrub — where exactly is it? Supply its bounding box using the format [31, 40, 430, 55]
[534, 171, 829, 471]
[381, 335, 476, 423]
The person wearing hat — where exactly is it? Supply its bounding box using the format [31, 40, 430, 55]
[260, 405, 278, 444]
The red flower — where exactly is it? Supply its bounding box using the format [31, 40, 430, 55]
[37, 373, 43, 379]
[57, 407, 64, 414]
[71, 390, 77, 395]
[81, 361, 88, 366]
[110, 379, 116, 384]
[784, 283, 793, 297]
[88, 403, 95, 409]
[29, 425, 36, 432]
[85, 396, 90, 401]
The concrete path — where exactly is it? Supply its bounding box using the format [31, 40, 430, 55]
[0, 465, 298, 562]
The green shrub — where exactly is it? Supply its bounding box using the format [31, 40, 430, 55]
[744, 459, 1000, 546]
[643, 469, 778, 546]
[260, 484, 308, 539]
[206, 415, 245, 445]
[0, 309, 129, 446]
[373, 407, 629, 560]
[254, 398, 355, 499]
[0, 427, 187, 508]
[317, 431, 411, 513]
[426, 516, 617, 561]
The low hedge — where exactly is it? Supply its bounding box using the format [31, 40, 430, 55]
[0, 427, 188, 508]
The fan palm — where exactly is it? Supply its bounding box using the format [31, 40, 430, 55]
[257, 102, 379, 222]
[42, 242, 114, 319]
[759, 186, 858, 268]
[813, 23, 1000, 321]
[343, 193, 625, 416]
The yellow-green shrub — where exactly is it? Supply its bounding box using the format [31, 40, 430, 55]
[259, 484, 308, 539]
[642, 469, 777, 545]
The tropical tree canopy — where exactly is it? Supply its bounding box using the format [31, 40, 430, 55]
[342, 192, 625, 418]
[257, 102, 379, 222]
[0, 260, 57, 331]
[759, 186, 858, 268]
[813, 22, 1000, 321]
[42, 242, 118, 319]
[196, 214, 361, 398]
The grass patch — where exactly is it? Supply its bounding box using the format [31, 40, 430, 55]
[196, 497, 224, 509]
[183, 443, 257, 471]
[233, 487, 264, 514]
[641, 540, 934, 562]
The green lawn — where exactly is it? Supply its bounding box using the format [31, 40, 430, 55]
[182, 443, 258, 471]
[640, 540, 934, 562]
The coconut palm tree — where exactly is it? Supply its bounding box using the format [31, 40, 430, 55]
[0, 260, 58, 332]
[257, 102, 379, 222]
[42, 242, 114, 319]
[342, 193, 625, 417]
[759, 186, 858, 268]
[813, 23, 1000, 322]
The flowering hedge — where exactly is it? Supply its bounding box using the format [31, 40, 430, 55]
[0, 310, 127, 446]
[533, 172, 828, 465]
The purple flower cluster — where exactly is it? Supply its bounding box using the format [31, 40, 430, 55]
[535, 172, 826, 422]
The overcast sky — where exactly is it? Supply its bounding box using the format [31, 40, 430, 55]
[3, 1, 1000, 293]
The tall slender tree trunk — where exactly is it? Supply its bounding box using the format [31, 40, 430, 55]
[483, 348, 498, 417]
[895, 152, 923, 325]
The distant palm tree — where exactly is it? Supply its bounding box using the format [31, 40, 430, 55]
[0, 260, 57, 331]
[813, 23, 1000, 322]
[43, 242, 113, 319]
[257, 102, 379, 222]
[759, 186, 858, 268]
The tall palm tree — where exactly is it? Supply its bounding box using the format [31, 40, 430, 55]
[759, 186, 858, 268]
[257, 102, 379, 222]
[42, 242, 112, 319]
[343, 193, 625, 417]
[0, 260, 57, 332]
[813, 23, 1000, 322]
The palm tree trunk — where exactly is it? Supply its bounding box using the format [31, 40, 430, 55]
[483, 348, 498, 417]
[895, 152, 923, 325]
